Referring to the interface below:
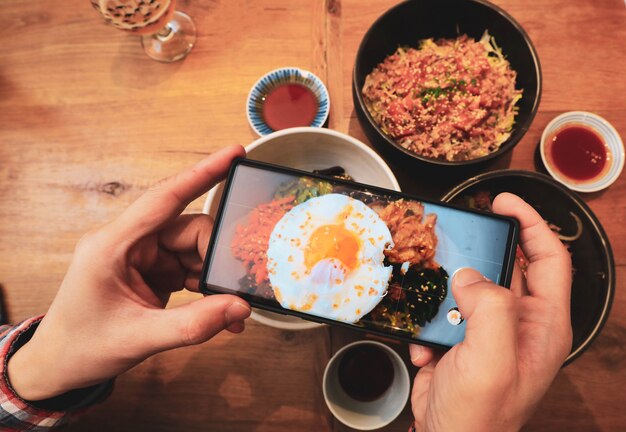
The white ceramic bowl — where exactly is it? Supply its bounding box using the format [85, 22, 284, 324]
[540, 111, 624, 193]
[203, 127, 401, 330]
[323, 341, 410, 430]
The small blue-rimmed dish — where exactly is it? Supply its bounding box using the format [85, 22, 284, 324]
[540, 111, 624, 193]
[246, 67, 330, 136]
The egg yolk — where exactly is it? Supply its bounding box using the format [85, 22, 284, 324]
[304, 224, 360, 272]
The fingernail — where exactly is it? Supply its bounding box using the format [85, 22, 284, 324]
[410, 345, 424, 363]
[225, 302, 251, 324]
[453, 268, 488, 288]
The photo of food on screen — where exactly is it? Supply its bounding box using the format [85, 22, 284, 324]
[206, 164, 511, 346]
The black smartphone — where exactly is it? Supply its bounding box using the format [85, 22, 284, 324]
[200, 158, 518, 349]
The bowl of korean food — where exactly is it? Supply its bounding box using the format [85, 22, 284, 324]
[353, 0, 541, 176]
[203, 127, 401, 330]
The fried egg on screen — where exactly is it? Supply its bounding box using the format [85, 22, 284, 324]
[266, 194, 394, 323]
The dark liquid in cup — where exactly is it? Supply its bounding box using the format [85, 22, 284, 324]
[338, 345, 395, 402]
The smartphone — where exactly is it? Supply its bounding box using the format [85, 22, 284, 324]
[200, 158, 518, 349]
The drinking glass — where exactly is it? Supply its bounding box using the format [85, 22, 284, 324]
[91, 0, 196, 62]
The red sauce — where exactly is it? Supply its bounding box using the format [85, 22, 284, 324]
[338, 345, 394, 402]
[547, 125, 610, 182]
[262, 84, 318, 130]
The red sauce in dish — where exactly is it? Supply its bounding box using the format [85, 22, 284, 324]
[546, 125, 611, 182]
[262, 84, 318, 130]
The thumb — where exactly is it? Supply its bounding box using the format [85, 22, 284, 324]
[452, 268, 518, 366]
[146, 295, 251, 353]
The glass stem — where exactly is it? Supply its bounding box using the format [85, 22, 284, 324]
[156, 24, 173, 41]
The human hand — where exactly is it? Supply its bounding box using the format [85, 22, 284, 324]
[408, 192, 572, 432]
[7, 145, 251, 401]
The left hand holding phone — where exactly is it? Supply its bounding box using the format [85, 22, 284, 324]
[7, 145, 251, 401]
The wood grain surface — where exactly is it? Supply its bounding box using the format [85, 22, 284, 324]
[1, 0, 625, 430]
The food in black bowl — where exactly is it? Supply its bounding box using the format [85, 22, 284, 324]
[352, 0, 541, 176]
[441, 170, 615, 365]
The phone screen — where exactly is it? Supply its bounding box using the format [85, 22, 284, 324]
[201, 159, 517, 348]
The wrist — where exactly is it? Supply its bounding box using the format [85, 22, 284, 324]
[7, 338, 71, 401]
[3, 321, 115, 413]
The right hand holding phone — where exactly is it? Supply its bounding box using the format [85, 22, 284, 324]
[408, 192, 573, 432]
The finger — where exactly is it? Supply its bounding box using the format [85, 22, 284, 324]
[184, 274, 201, 292]
[510, 262, 529, 297]
[452, 268, 518, 368]
[226, 321, 246, 334]
[409, 344, 436, 367]
[145, 295, 251, 353]
[112, 145, 245, 242]
[410, 360, 437, 428]
[142, 248, 185, 294]
[158, 214, 214, 260]
[178, 251, 204, 273]
[492, 193, 571, 307]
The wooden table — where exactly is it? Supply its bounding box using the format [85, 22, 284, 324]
[1, 0, 625, 430]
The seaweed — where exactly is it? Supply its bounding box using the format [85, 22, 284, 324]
[312, 166, 354, 181]
[365, 264, 449, 335]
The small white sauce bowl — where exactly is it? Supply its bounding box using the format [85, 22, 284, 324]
[540, 111, 624, 193]
[246, 67, 330, 136]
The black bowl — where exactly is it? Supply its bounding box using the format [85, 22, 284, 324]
[352, 0, 541, 176]
[441, 170, 615, 365]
